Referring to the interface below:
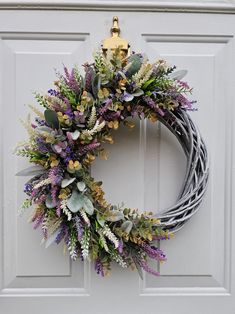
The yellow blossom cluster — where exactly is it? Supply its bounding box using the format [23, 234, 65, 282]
[67, 160, 82, 172]
[58, 187, 70, 200]
[91, 181, 109, 208]
[83, 153, 96, 165]
[57, 112, 72, 126]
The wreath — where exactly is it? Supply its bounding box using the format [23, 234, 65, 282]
[16, 49, 209, 278]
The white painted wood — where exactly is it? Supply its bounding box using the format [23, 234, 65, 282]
[0, 8, 235, 314]
[0, 0, 235, 13]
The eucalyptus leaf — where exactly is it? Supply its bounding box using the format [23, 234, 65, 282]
[70, 130, 80, 140]
[16, 165, 46, 177]
[67, 190, 84, 213]
[83, 196, 94, 215]
[132, 89, 144, 97]
[85, 67, 95, 92]
[77, 181, 86, 192]
[126, 54, 142, 77]
[105, 210, 124, 222]
[117, 70, 127, 80]
[92, 74, 101, 98]
[123, 92, 134, 102]
[61, 177, 76, 188]
[45, 227, 62, 248]
[169, 70, 187, 80]
[44, 109, 60, 129]
[97, 213, 105, 227]
[35, 126, 53, 134]
[121, 220, 133, 234]
[45, 194, 55, 209]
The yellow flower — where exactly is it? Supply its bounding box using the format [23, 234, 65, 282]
[149, 113, 158, 123]
[80, 91, 92, 107]
[99, 149, 109, 160]
[104, 135, 114, 144]
[124, 121, 135, 129]
[58, 188, 70, 200]
[84, 153, 96, 165]
[67, 160, 82, 172]
[49, 155, 59, 167]
[76, 104, 85, 112]
[108, 120, 119, 130]
[98, 88, 109, 99]
[102, 88, 109, 98]
[57, 111, 71, 126]
[74, 160, 81, 170]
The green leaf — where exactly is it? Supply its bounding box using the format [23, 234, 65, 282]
[61, 177, 76, 188]
[92, 74, 101, 98]
[77, 181, 86, 192]
[16, 165, 45, 176]
[121, 220, 133, 234]
[132, 89, 144, 97]
[67, 190, 84, 213]
[105, 210, 124, 222]
[70, 130, 80, 140]
[83, 196, 94, 215]
[45, 194, 55, 209]
[44, 109, 60, 129]
[169, 69, 187, 80]
[142, 77, 156, 90]
[126, 54, 142, 77]
[97, 213, 105, 227]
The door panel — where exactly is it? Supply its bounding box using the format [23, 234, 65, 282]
[0, 9, 234, 314]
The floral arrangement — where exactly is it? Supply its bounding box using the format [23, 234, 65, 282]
[16, 48, 195, 278]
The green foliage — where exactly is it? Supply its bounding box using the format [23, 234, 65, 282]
[44, 109, 60, 129]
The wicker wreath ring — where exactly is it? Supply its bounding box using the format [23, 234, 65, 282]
[156, 109, 209, 232]
[16, 50, 209, 277]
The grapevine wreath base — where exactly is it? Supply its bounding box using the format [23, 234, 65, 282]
[16, 49, 209, 278]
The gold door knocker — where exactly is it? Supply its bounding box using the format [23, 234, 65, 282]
[102, 16, 130, 58]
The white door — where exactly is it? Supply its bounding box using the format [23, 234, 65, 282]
[0, 3, 235, 314]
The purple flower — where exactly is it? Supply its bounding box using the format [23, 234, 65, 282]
[63, 146, 75, 165]
[177, 80, 190, 89]
[74, 215, 84, 241]
[95, 258, 104, 277]
[36, 137, 51, 153]
[139, 259, 160, 276]
[48, 89, 59, 96]
[119, 91, 134, 102]
[51, 186, 59, 206]
[141, 243, 166, 261]
[49, 166, 64, 185]
[153, 234, 171, 241]
[52, 141, 67, 154]
[103, 111, 121, 121]
[35, 117, 46, 126]
[118, 239, 123, 254]
[65, 108, 74, 120]
[84, 66, 94, 92]
[55, 224, 68, 244]
[24, 183, 32, 194]
[78, 141, 100, 156]
[99, 99, 112, 115]
[33, 214, 44, 229]
[56, 202, 61, 217]
[63, 66, 81, 95]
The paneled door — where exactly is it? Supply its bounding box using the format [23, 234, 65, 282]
[0, 4, 235, 314]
